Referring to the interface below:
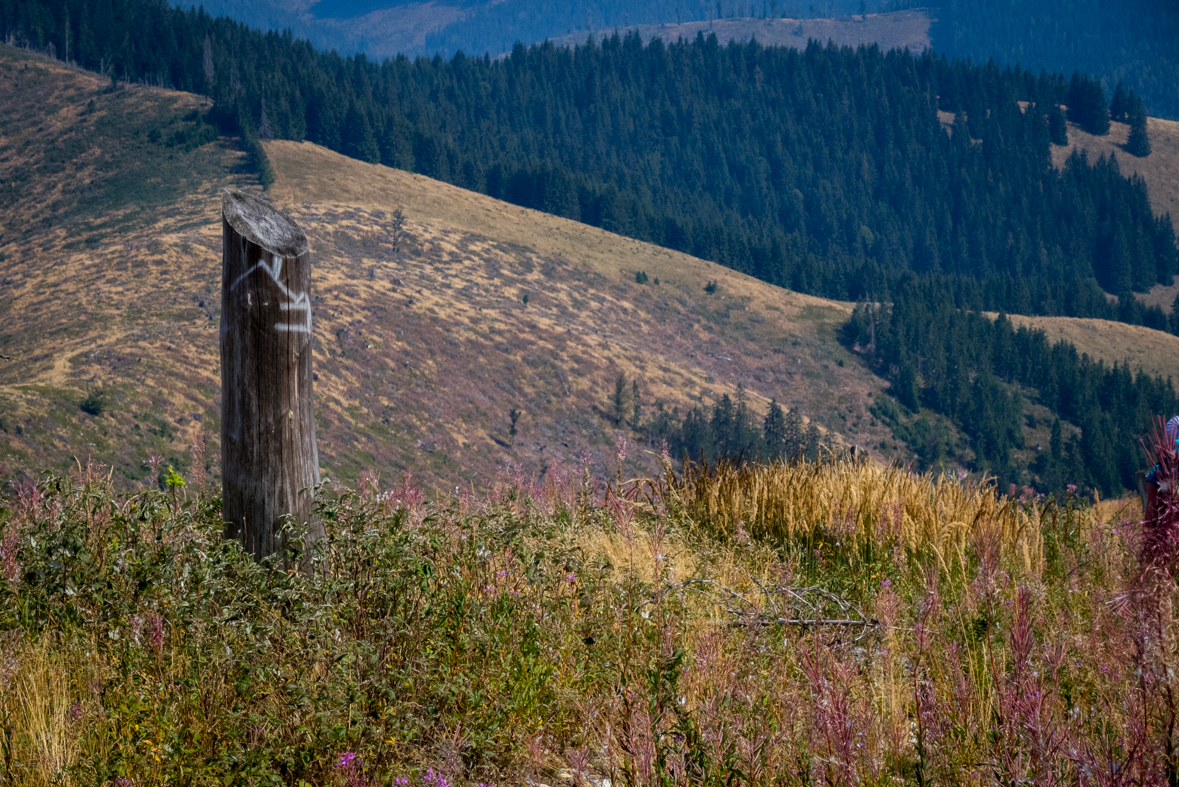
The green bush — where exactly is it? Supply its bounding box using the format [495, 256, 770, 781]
[79, 389, 106, 417]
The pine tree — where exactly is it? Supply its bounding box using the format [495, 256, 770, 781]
[763, 399, 787, 458]
[1126, 94, 1151, 157]
[258, 102, 273, 141]
[803, 422, 821, 461]
[783, 407, 803, 458]
[1048, 104, 1068, 146]
[611, 373, 627, 426]
[895, 360, 920, 411]
[1109, 81, 1129, 123]
[202, 34, 215, 93]
[342, 100, 379, 164]
[1067, 73, 1110, 135]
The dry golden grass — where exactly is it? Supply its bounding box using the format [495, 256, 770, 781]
[2, 636, 83, 786]
[672, 457, 1045, 574]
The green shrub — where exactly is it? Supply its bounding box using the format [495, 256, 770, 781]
[79, 389, 106, 416]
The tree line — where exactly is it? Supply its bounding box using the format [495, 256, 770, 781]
[608, 373, 822, 464]
[844, 279, 1179, 495]
[2, 0, 1174, 330]
[928, 0, 1179, 121]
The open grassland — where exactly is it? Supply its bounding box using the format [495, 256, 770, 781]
[1, 455, 1175, 784]
[539, 11, 931, 55]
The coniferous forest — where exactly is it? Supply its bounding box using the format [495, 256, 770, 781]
[931, 0, 1179, 121]
[3, 0, 1178, 494]
[844, 280, 1179, 495]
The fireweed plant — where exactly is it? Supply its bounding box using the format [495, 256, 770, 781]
[0, 447, 1177, 785]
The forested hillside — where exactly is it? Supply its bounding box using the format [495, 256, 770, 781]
[844, 281, 1179, 494]
[930, 0, 1179, 122]
[3, 0, 1176, 329]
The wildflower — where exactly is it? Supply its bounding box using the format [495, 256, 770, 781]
[614, 434, 628, 461]
[147, 612, 164, 652]
[335, 752, 357, 769]
[565, 573, 576, 582]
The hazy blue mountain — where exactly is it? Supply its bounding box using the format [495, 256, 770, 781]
[173, 0, 899, 59]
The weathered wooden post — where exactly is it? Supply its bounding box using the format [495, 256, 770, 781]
[220, 189, 323, 565]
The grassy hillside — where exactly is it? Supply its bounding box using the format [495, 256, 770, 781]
[0, 44, 903, 493]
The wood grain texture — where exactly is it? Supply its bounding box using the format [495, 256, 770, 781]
[220, 189, 322, 565]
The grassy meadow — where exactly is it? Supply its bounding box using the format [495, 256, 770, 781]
[1, 446, 1177, 786]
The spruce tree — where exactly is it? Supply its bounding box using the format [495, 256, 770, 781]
[763, 399, 786, 458]
[342, 101, 379, 164]
[611, 373, 627, 426]
[1126, 94, 1151, 157]
[1048, 104, 1068, 146]
[895, 360, 920, 411]
[783, 407, 803, 458]
[1067, 73, 1110, 135]
[1108, 81, 1129, 123]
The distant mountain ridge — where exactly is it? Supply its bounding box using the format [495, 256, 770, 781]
[171, 0, 909, 59]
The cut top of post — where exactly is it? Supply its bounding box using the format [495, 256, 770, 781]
[222, 189, 309, 258]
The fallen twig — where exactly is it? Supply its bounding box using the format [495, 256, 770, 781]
[728, 616, 879, 628]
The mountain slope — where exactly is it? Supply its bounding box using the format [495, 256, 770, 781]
[3, 44, 1177, 498]
[0, 45, 898, 491]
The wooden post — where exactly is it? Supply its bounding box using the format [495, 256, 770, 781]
[220, 189, 323, 565]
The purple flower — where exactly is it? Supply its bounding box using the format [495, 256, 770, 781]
[614, 434, 628, 461]
[565, 573, 576, 582]
[335, 752, 357, 769]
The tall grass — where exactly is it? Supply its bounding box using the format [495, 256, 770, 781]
[0, 451, 1175, 785]
[670, 454, 1044, 579]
